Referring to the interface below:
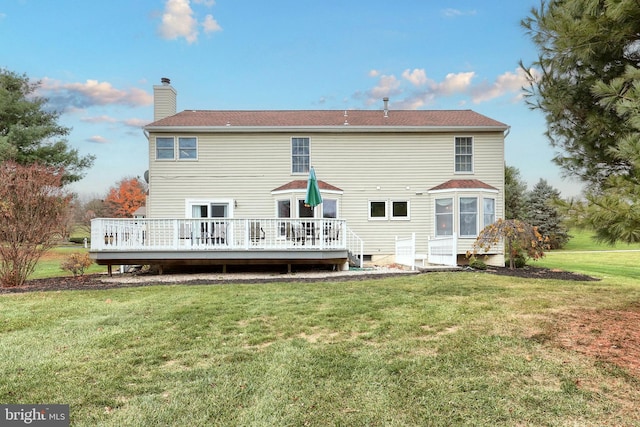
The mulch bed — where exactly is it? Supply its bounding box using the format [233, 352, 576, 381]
[485, 265, 601, 281]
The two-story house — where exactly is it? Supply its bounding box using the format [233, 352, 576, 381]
[90, 78, 508, 274]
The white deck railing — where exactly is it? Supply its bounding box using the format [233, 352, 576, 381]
[91, 218, 360, 254]
[427, 235, 457, 266]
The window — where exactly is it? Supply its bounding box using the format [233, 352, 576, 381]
[455, 137, 473, 173]
[298, 200, 314, 218]
[277, 199, 291, 238]
[178, 137, 197, 159]
[156, 137, 175, 160]
[292, 137, 310, 174]
[460, 197, 478, 237]
[322, 199, 337, 219]
[483, 198, 495, 229]
[369, 201, 387, 220]
[277, 200, 291, 219]
[435, 198, 453, 236]
[391, 201, 409, 220]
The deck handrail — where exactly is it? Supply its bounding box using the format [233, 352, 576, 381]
[90, 218, 350, 252]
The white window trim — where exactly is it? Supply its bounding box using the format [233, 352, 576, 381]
[434, 197, 454, 237]
[185, 199, 235, 218]
[155, 136, 176, 161]
[454, 136, 474, 174]
[483, 198, 496, 229]
[459, 196, 479, 238]
[178, 136, 198, 161]
[368, 200, 388, 221]
[390, 200, 410, 221]
[291, 137, 311, 175]
[322, 198, 339, 219]
[296, 198, 317, 218]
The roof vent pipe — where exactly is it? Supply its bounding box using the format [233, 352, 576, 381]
[383, 97, 389, 117]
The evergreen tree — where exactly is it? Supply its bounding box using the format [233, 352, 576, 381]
[521, 0, 640, 243]
[505, 165, 528, 220]
[526, 179, 569, 249]
[0, 69, 95, 184]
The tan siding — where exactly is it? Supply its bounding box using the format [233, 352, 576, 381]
[147, 130, 506, 258]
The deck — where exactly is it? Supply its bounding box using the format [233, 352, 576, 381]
[90, 218, 363, 273]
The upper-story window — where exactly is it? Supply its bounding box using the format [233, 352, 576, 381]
[292, 137, 310, 174]
[455, 137, 473, 173]
[178, 137, 197, 160]
[156, 136, 198, 160]
[156, 137, 175, 160]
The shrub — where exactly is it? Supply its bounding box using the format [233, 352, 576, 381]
[506, 254, 528, 269]
[468, 256, 487, 270]
[61, 252, 94, 277]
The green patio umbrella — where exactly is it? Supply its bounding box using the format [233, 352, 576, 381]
[305, 166, 323, 208]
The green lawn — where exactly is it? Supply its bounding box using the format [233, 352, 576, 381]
[2, 267, 640, 425]
[562, 228, 640, 251]
[28, 245, 107, 279]
[1, 231, 638, 425]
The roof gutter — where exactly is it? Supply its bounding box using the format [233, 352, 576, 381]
[144, 125, 510, 134]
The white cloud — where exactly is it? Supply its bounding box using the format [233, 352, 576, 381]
[202, 14, 222, 33]
[158, 0, 222, 44]
[442, 8, 477, 18]
[470, 68, 532, 103]
[355, 67, 532, 109]
[38, 78, 152, 111]
[159, 0, 199, 43]
[401, 69, 429, 87]
[80, 115, 118, 124]
[434, 72, 475, 96]
[364, 74, 402, 106]
[88, 135, 109, 144]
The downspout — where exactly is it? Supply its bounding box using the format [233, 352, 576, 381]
[504, 126, 511, 139]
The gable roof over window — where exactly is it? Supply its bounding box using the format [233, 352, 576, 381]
[272, 180, 343, 193]
[429, 179, 498, 192]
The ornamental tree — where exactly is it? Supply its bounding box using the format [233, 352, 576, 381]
[0, 161, 72, 287]
[470, 219, 548, 269]
[104, 177, 147, 218]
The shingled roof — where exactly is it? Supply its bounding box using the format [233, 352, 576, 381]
[146, 110, 508, 129]
[272, 180, 343, 193]
[429, 179, 498, 191]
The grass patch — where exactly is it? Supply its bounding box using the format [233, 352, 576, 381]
[2, 271, 640, 425]
[563, 228, 640, 251]
[535, 228, 640, 280]
[29, 246, 107, 279]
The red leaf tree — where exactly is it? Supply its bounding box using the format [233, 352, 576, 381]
[469, 219, 549, 269]
[104, 177, 147, 218]
[0, 161, 72, 287]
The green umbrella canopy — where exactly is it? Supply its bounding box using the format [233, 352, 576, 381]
[305, 167, 323, 208]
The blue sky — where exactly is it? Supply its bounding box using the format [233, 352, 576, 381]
[0, 0, 583, 198]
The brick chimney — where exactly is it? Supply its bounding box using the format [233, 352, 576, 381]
[153, 77, 177, 121]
